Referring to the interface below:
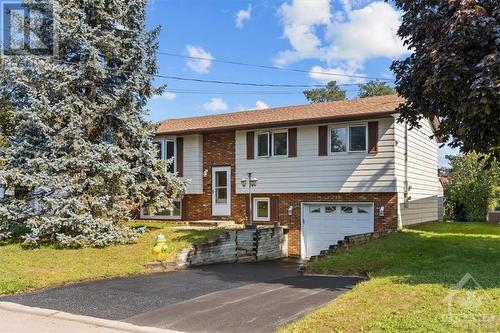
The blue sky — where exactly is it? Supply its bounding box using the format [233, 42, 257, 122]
[144, 0, 458, 166]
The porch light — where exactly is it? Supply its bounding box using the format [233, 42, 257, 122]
[241, 172, 258, 229]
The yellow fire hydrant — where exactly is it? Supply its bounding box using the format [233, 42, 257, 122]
[152, 234, 168, 262]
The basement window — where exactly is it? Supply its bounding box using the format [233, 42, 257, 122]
[253, 198, 270, 222]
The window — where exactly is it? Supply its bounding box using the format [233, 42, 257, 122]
[341, 206, 353, 214]
[357, 205, 370, 214]
[154, 139, 176, 173]
[325, 205, 337, 214]
[166, 140, 175, 173]
[330, 127, 347, 152]
[309, 206, 321, 213]
[141, 199, 181, 220]
[273, 131, 288, 156]
[329, 125, 367, 153]
[257, 133, 270, 157]
[349, 126, 367, 152]
[253, 198, 270, 221]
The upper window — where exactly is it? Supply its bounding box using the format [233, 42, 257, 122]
[154, 139, 176, 173]
[257, 133, 270, 157]
[253, 198, 270, 221]
[257, 131, 288, 158]
[273, 131, 288, 156]
[330, 127, 347, 152]
[330, 125, 367, 153]
[349, 126, 367, 152]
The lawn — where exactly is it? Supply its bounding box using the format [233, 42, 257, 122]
[281, 221, 500, 333]
[0, 221, 226, 295]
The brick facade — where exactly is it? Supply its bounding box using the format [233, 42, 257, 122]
[179, 131, 398, 257]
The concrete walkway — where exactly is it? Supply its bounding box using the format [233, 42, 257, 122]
[0, 302, 181, 333]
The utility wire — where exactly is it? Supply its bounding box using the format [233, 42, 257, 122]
[158, 51, 392, 81]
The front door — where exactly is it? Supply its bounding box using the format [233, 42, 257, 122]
[212, 166, 231, 216]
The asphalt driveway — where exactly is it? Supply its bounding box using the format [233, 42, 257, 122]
[1, 259, 363, 333]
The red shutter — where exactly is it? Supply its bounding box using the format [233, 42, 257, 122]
[270, 197, 279, 222]
[318, 125, 328, 156]
[246, 131, 254, 160]
[288, 128, 297, 157]
[368, 121, 379, 154]
[176, 137, 184, 176]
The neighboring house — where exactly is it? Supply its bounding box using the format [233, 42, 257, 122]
[144, 95, 440, 258]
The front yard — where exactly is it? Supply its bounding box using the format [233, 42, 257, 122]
[281, 221, 500, 333]
[0, 222, 226, 295]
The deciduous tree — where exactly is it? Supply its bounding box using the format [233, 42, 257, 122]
[303, 81, 347, 103]
[358, 81, 395, 98]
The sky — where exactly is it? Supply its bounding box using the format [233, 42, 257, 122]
[144, 0, 458, 166]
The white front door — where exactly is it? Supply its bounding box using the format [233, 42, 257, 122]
[301, 202, 374, 258]
[212, 166, 231, 216]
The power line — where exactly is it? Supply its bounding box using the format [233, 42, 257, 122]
[158, 51, 392, 82]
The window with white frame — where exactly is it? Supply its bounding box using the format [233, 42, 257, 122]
[257, 131, 288, 157]
[257, 132, 270, 157]
[273, 131, 288, 156]
[141, 199, 181, 220]
[253, 198, 270, 221]
[153, 139, 176, 173]
[330, 125, 367, 153]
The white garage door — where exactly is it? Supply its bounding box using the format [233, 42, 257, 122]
[302, 203, 374, 258]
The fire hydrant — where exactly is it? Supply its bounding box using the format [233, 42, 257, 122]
[152, 234, 168, 261]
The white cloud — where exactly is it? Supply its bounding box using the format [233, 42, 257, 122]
[326, 2, 407, 62]
[275, 1, 409, 77]
[153, 91, 177, 101]
[309, 65, 366, 84]
[255, 100, 269, 109]
[202, 98, 228, 112]
[237, 100, 270, 111]
[235, 4, 252, 29]
[185, 45, 214, 74]
[275, 0, 331, 66]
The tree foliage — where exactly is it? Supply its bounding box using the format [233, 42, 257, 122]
[0, 0, 187, 247]
[303, 81, 347, 103]
[445, 152, 499, 221]
[358, 81, 395, 98]
[391, 0, 500, 160]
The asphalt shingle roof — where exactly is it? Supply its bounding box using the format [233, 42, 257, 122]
[157, 95, 404, 135]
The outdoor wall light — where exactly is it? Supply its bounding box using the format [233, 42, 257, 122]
[288, 205, 293, 216]
[203, 169, 208, 177]
[379, 206, 385, 217]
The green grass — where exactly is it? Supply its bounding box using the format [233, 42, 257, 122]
[280, 221, 500, 333]
[0, 222, 226, 295]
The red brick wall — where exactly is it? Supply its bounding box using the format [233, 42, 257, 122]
[178, 131, 398, 257]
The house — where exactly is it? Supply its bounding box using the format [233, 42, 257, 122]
[144, 95, 440, 258]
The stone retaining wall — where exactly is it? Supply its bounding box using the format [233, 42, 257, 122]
[176, 227, 287, 267]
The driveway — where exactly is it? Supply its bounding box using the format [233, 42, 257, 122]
[1, 259, 363, 333]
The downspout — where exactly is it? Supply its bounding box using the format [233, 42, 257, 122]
[404, 122, 410, 209]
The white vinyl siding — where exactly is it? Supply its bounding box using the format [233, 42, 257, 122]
[235, 117, 396, 194]
[394, 117, 439, 226]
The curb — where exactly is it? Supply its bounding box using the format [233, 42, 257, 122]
[0, 302, 184, 333]
[302, 273, 368, 279]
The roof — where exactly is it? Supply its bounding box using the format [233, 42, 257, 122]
[157, 95, 405, 135]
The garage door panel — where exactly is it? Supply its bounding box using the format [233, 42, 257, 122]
[303, 203, 374, 258]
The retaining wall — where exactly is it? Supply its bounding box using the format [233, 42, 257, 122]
[176, 227, 288, 267]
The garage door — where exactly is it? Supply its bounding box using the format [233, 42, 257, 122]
[302, 203, 374, 258]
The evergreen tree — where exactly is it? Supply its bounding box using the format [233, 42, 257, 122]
[0, 0, 187, 247]
[303, 81, 347, 103]
[358, 81, 395, 98]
